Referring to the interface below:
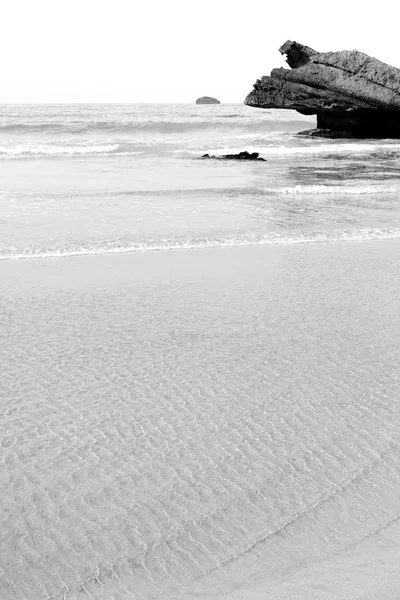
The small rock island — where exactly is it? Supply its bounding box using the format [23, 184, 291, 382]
[245, 41, 400, 138]
[196, 96, 221, 104]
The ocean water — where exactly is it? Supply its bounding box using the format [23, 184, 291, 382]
[1, 103, 400, 259]
[2, 104, 400, 600]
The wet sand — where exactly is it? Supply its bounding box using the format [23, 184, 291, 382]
[1, 241, 400, 600]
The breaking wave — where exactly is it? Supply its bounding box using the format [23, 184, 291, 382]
[203, 142, 400, 158]
[262, 184, 400, 195]
[2, 228, 400, 261]
[0, 143, 144, 158]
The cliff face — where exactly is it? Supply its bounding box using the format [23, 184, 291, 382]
[245, 41, 400, 137]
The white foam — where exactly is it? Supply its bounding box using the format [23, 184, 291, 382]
[200, 142, 400, 157]
[262, 184, 400, 195]
[0, 143, 120, 157]
[260, 142, 400, 155]
[2, 228, 400, 261]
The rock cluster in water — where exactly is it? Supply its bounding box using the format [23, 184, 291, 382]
[196, 96, 221, 104]
[245, 41, 400, 138]
[201, 151, 266, 161]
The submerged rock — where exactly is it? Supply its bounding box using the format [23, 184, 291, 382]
[245, 41, 400, 138]
[196, 96, 221, 104]
[201, 151, 266, 161]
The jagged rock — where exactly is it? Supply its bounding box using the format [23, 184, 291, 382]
[201, 151, 266, 161]
[279, 41, 317, 68]
[196, 96, 221, 104]
[245, 41, 400, 138]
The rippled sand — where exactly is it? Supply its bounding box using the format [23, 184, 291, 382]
[1, 242, 400, 600]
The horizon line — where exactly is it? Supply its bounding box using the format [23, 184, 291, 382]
[0, 100, 247, 105]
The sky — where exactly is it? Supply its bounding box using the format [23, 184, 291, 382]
[1, 0, 399, 103]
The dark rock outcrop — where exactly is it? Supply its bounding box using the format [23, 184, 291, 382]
[196, 96, 221, 104]
[201, 151, 266, 161]
[245, 41, 400, 138]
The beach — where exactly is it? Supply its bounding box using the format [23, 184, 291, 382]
[2, 240, 400, 599]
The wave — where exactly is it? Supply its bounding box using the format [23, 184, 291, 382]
[0, 118, 314, 135]
[4, 140, 400, 159]
[0, 143, 145, 158]
[262, 184, 400, 195]
[0, 123, 62, 133]
[219, 114, 243, 118]
[6, 183, 397, 201]
[202, 142, 400, 157]
[188, 113, 244, 118]
[2, 228, 400, 261]
[116, 183, 400, 197]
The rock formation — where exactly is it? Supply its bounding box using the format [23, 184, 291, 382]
[196, 96, 221, 104]
[201, 151, 266, 161]
[245, 41, 400, 138]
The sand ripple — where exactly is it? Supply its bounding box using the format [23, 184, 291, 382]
[1, 244, 400, 599]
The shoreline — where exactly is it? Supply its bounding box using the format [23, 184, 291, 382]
[2, 236, 400, 289]
[2, 230, 400, 264]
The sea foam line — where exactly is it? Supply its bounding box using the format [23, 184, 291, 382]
[0, 144, 120, 157]
[2, 228, 400, 261]
[262, 184, 400, 195]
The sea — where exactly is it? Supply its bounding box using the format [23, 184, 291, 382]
[2, 102, 400, 259]
[2, 104, 400, 600]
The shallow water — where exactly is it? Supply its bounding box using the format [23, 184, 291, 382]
[2, 104, 400, 599]
[2, 243, 400, 599]
[1, 104, 400, 259]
